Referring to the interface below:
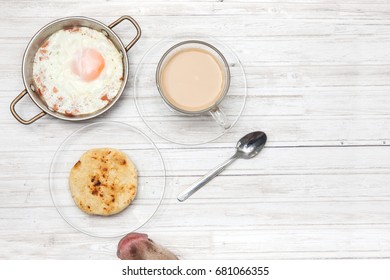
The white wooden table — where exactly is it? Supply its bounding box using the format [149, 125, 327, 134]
[1, 0, 390, 259]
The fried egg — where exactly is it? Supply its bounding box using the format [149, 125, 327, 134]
[33, 27, 124, 116]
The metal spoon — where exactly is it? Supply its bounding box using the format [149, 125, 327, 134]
[177, 131, 267, 202]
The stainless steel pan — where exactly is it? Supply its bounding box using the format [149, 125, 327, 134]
[10, 15, 141, 125]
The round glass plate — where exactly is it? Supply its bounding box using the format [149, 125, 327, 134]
[49, 122, 165, 238]
[134, 33, 247, 145]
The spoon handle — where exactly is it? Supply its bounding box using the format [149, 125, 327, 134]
[177, 154, 239, 202]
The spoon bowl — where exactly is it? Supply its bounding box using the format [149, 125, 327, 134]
[236, 131, 267, 159]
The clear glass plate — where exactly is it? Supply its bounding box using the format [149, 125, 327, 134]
[49, 122, 165, 238]
[134, 33, 247, 145]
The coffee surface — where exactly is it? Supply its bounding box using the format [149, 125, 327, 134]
[160, 48, 225, 112]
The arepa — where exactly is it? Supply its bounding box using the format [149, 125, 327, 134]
[69, 148, 137, 216]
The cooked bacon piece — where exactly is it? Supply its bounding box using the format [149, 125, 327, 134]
[65, 110, 74, 117]
[65, 27, 80, 33]
[101, 94, 110, 102]
[41, 40, 49, 48]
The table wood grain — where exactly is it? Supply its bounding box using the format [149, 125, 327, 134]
[1, 0, 390, 259]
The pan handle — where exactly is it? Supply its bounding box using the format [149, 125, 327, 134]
[10, 89, 46, 125]
[109, 15, 141, 52]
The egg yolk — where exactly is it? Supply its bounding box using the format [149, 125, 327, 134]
[71, 48, 105, 81]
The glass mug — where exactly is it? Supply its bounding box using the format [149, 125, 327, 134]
[156, 40, 231, 129]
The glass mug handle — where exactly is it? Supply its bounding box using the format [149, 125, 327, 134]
[209, 106, 231, 129]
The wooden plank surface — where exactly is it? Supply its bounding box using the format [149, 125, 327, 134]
[0, 0, 390, 259]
